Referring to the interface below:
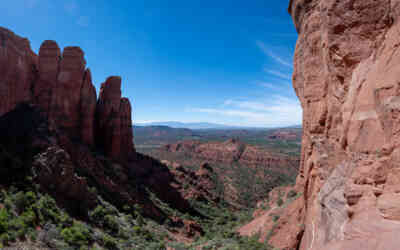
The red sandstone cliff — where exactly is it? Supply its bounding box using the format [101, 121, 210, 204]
[242, 0, 400, 249]
[0, 26, 196, 223]
[290, 0, 400, 249]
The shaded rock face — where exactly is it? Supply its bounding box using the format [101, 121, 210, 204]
[96, 77, 135, 160]
[0, 26, 134, 160]
[274, 0, 400, 249]
[0, 27, 37, 116]
[0, 104, 96, 216]
[0, 27, 195, 221]
[0, 103, 193, 221]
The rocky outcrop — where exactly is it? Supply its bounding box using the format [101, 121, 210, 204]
[160, 139, 299, 208]
[0, 103, 96, 215]
[50, 46, 87, 140]
[96, 77, 134, 159]
[259, 0, 400, 249]
[238, 186, 303, 248]
[0, 26, 134, 159]
[79, 69, 97, 145]
[163, 139, 299, 174]
[0, 27, 37, 116]
[268, 129, 301, 141]
[0, 27, 199, 223]
[159, 160, 219, 203]
[35, 40, 60, 115]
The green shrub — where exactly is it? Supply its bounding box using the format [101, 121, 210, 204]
[136, 213, 145, 226]
[104, 215, 119, 233]
[14, 191, 36, 213]
[61, 222, 91, 247]
[0, 233, 10, 246]
[90, 204, 118, 224]
[28, 230, 37, 242]
[0, 209, 9, 234]
[102, 234, 118, 250]
[33, 194, 62, 224]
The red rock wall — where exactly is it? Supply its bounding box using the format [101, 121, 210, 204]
[0, 27, 37, 116]
[96, 76, 135, 160]
[288, 0, 400, 249]
[0, 27, 135, 161]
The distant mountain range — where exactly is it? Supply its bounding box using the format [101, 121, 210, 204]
[135, 121, 245, 130]
[135, 121, 302, 130]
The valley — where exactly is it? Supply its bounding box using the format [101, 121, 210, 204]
[0, 26, 301, 250]
[2, 0, 398, 248]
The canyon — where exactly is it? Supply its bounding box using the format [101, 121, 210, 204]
[2, 0, 400, 248]
[163, 139, 299, 174]
[154, 139, 299, 208]
[0, 26, 297, 249]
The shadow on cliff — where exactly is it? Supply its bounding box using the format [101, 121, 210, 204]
[0, 103, 198, 223]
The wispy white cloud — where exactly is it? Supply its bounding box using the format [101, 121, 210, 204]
[189, 95, 302, 127]
[264, 69, 292, 80]
[257, 81, 291, 91]
[135, 120, 160, 124]
[256, 41, 292, 68]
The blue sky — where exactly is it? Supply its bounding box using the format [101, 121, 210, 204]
[2, 0, 300, 127]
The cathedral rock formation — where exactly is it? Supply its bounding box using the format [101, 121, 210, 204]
[0, 25, 196, 227]
[0, 27, 134, 160]
[278, 0, 400, 249]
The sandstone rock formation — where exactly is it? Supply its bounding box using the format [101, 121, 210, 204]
[240, 1, 400, 249]
[0, 26, 195, 223]
[253, 0, 400, 249]
[35, 40, 60, 115]
[238, 186, 302, 248]
[163, 139, 299, 174]
[0, 26, 134, 159]
[0, 27, 37, 116]
[96, 76, 135, 159]
[159, 160, 219, 203]
[268, 129, 301, 141]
